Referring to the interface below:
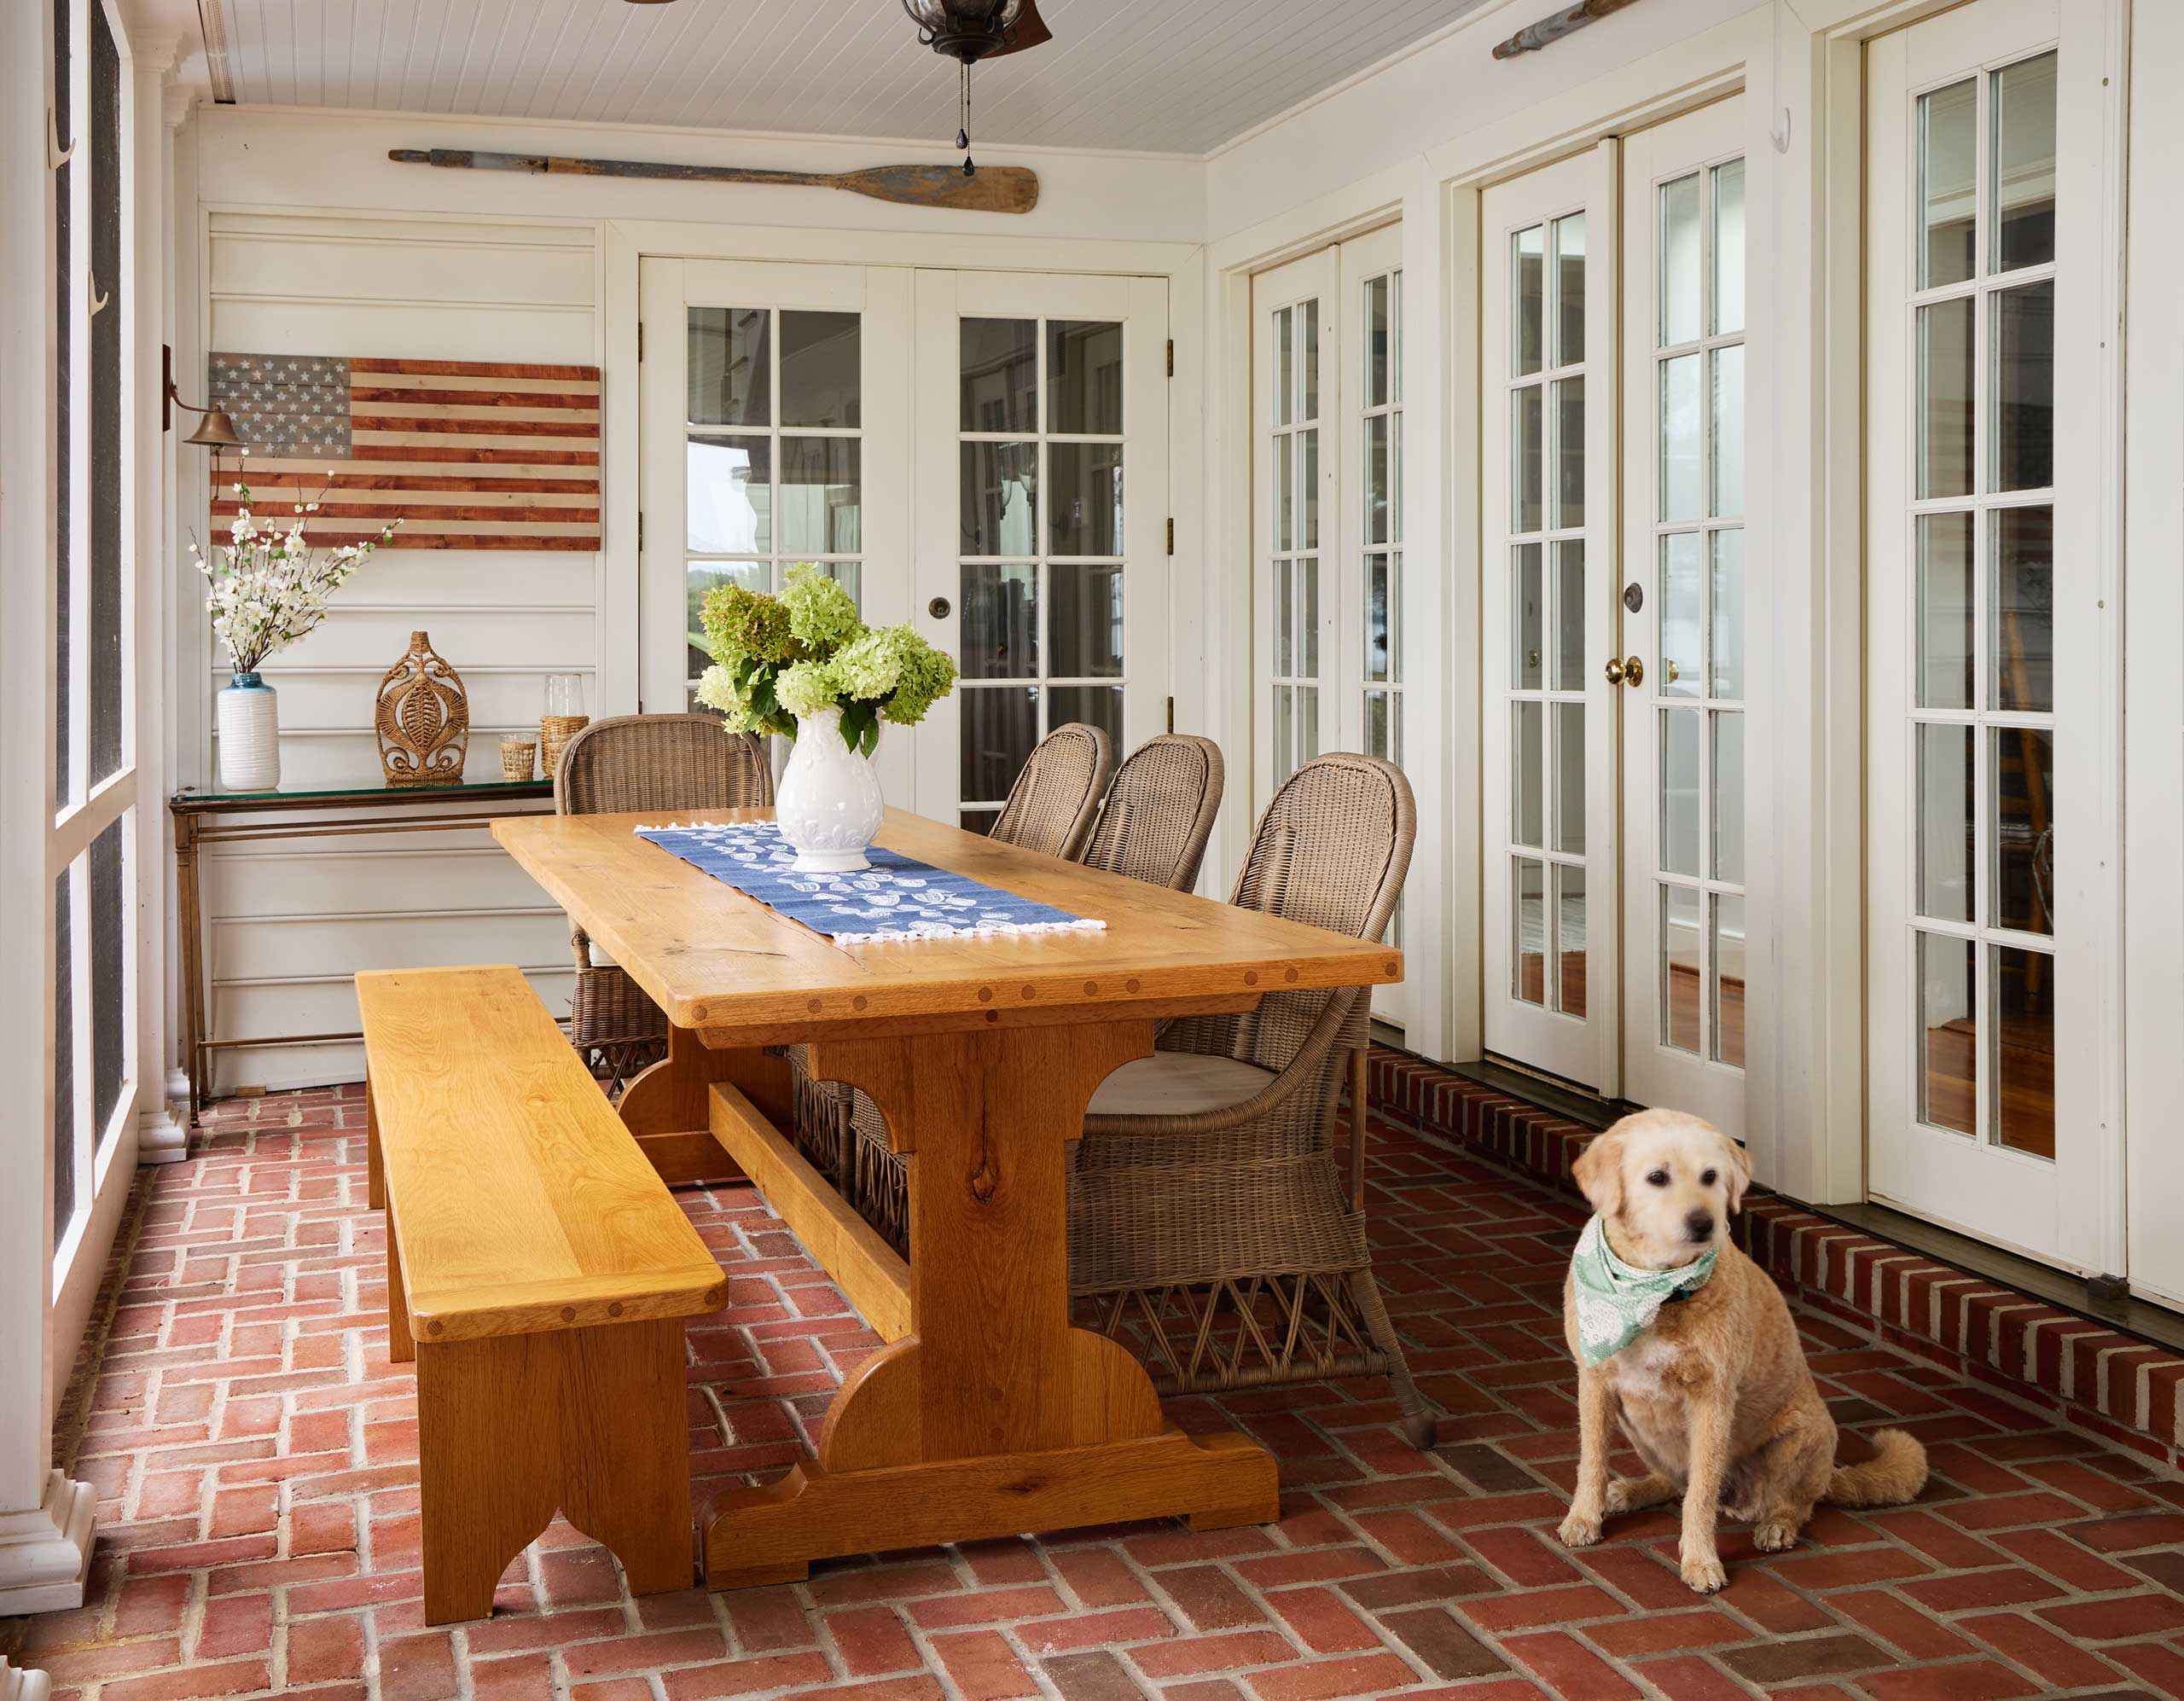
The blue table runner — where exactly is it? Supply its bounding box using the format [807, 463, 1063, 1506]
[634, 820, 1106, 943]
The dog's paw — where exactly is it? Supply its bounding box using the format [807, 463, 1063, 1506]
[1752, 1519, 1800, 1553]
[1679, 1549, 1728, 1594]
[1606, 1475, 1670, 1515]
[1556, 1510, 1603, 1548]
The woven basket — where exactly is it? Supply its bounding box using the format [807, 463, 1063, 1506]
[540, 714, 589, 781]
[499, 739, 537, 783]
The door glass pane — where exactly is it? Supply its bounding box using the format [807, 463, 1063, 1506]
[1993, 943, 2055, 1156]
[961, 687, 1039, 801]
[1662, 885, 1702, 1053]
[1392, 271, 1404, 405]
[1553, 541, 1586, 690]
[1920, 932, 1977, 1134]
[1515, 857, 1547, 1004]
[1554, 701, 1585, 856]
[1710, 345, 1745, 517]
[1713, 892, 1745, 1067]
[90, 816, 125, 1147]
[1918, 512, 1975, 709]
[1555, 863, 1587, 1017]
[1918, 723, 1974, 922]
[1514, 225, 1545, 376]
[1298, 684, 1320, 763]
[1712, 711, 1745, 884]
[1275, 557, 1293, 673]
[1554, 376, 1585, 527]
[1299, 557, 1321, 677]
[1275, 433, 1294, 553]
[1274, 306, 1293, 427]
[961, 318, 1037, 431]
[1298, 430, 1320, 549]
[1049, 684, 1124, 743]
[1554, 213, 1586, 365]
[1365, 688, 1391, 758]
[961, 563, 1037, 678]
[1993, 727, 2054, 936]
[688, 306, 769, 425]
[1366, 276, 1391, 407]
[1513, 386, 1544, 533]
[1660, 531, 1704, 698]
[1660, 709, 1702, 877]
[777, 438, 860, 557]
[687, 436, 770, 553]
[1710, 530, 1744, 700]
[53, 867, 73, 1251]
[88, 6, 121, 791]
[1274, 684, 1293, 780]
[1391, 551, 1404, 684]
[1514, 545, 1543, 688]
[1301, 302, 1320, 419]
[1918, 297, 1975, 498]
[1992, 53, 2058, 274]
[1048, 320, 1123, 433]
[1365, 415, 1390, 544]
[961, 442, 1037, 555]
[1051, 564, 1124, 677]
[1660, 352, 1703, 521]
[1366, 555, 1390, 682]
[1048, 442, 1122, 555]
[1659, 172, 1703, 346]
[1920, 78, 1978, 288]
[1993, 506, 2053, 712]
[1712, 159, 1746, 336]
[1992, 281, 2053, 492]
[1513, 701, 1543, 847]
[779, 311, 860, 427]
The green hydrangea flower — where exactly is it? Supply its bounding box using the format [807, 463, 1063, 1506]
[830, 626, 907, 703]
[780, 565, 860, 653]
[775, 658, 841, 719]
[694, 663, 760, 731]
[877, 628, 959, 726]
[700, 581, 801, 667]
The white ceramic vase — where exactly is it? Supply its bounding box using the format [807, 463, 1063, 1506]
[774, 706, 883, 872]
[216, 671, 282, 792]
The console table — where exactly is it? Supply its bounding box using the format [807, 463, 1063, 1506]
[170, 780, 555, 1115]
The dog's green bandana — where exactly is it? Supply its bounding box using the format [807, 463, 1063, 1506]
[1570, 1214, 1718, 1366]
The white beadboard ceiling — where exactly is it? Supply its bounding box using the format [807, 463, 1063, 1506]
[194, 0, 1496, 156]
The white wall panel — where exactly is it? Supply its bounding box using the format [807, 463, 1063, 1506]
[195, 208, 598, 1092]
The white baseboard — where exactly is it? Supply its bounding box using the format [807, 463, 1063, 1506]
[0, 1471, 94, 1616]
[164, 1067, 192, 1104]
[0, 1653, 55, 1700]
[137, 1102, 190, 1165]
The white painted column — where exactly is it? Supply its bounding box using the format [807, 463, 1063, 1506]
[0, 0, 95, 1618]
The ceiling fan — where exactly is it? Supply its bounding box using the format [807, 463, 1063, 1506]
[901, 0, 1055, 175]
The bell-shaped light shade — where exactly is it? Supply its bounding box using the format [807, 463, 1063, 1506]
[183, 408, 243, 449]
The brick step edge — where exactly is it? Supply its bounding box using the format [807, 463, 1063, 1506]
[1364, 1045, 2184, 1470]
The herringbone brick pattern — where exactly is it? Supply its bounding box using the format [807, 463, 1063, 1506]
[9, 1083, 2184, 1698]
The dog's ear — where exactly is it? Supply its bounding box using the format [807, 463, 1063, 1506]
[1721, 1132, 1753, 1216]
[1571, 1125, 1627, 1219]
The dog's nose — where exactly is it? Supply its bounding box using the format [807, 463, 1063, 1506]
[1685, 1210, 1716, 1242]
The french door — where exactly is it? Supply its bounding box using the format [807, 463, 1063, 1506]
[642, 260, 1165, 822]
[1251, 227, 1409, 1022]
[1865, 0, 2115, 1269]
[910, 270, 1170, 830]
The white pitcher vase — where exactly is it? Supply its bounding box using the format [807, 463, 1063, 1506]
[774, 705, 884, 872]
[216, 671, 282, 792]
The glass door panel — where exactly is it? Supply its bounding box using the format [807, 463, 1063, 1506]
[1866, 0, 2110, 1271]
[1620, 97, 1749, 1135]
[913, 270, 1169, 827]
[1482, 148, 1617, 1090]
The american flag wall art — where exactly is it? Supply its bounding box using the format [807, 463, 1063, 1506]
[206, 352, 601, 551]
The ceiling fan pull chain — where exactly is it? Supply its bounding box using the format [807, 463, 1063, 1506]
[958, 61, 975, 177]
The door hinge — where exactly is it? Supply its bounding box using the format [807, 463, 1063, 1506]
[637, 321, 645, 363]
[637, 510, 644, 551]
[1165, 338, 1174, 377]
[1165, 518, 1175, 554]
[1165, 695, 1175, 734]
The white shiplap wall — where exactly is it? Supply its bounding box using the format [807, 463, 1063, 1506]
[199, 210, 598, 1092]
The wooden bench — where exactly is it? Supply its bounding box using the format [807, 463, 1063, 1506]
[357, 964, 728, 1625]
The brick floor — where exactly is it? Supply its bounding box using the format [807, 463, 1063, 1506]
[7, 1083, 2184, 1698]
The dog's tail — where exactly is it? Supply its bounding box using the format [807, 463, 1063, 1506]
[1823, 1428, 1928, 1507]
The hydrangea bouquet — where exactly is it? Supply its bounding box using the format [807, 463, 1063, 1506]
[694, 565, 957, 754]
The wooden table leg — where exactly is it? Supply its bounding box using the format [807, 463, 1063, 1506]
[702, 1019, 1280, 1588]
[617, 1022, 785, 1186]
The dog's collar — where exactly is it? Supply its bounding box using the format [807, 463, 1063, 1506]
[1569, 1215, 1717, 1366]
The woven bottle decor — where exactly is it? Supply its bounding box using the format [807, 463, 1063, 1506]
[540, 715, 588, 781]
[375, 630, 470, 787]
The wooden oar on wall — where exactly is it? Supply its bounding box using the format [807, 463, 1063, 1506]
[388, 147, 1039, 215]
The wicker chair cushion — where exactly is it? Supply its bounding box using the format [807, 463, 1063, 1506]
[1087, 1054, 1275, 1118]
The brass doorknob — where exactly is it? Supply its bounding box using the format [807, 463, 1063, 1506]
[1604, 654, 1645, 687]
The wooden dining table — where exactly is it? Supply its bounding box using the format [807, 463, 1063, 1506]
[493, 804, 1403, 1589]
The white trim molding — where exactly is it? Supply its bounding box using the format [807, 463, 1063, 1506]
[0, 1653, 57, 1701]
[0, 1469, 95, 1616]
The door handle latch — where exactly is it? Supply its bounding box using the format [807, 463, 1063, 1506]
[1604, 654, 1644, 687]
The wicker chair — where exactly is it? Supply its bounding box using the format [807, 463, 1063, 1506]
[1080, 734, 1224, 892]
[1066, 752, 1434, 1449]
[555, 713, 772, 1093]
[987, 721, 1115, 857]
